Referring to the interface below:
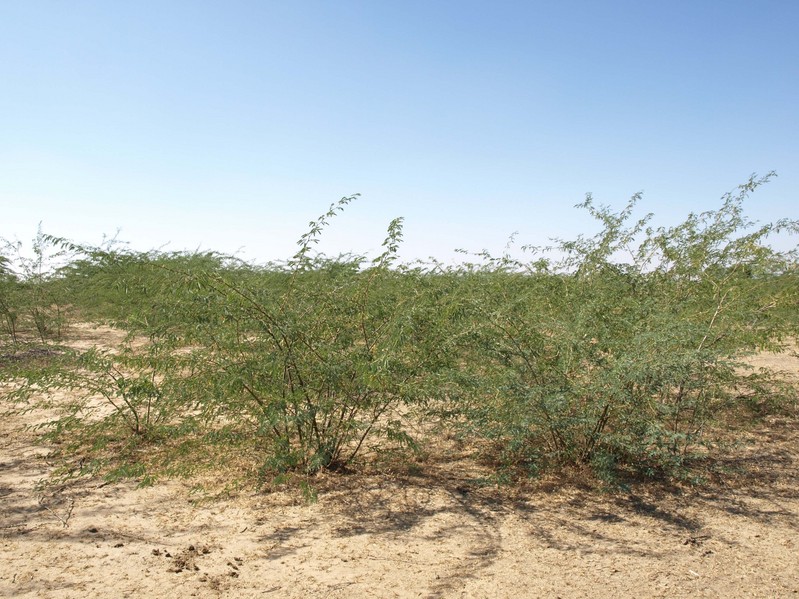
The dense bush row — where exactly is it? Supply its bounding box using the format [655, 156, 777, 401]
[2, 176, 798, 486]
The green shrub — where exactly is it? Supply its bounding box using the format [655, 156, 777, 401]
[457, 173, 799, 480]
[167, 199, 452, 473]
[11, 197, 454, 479]
[3, 178, 796, 488]
[0, 227, 76, 346]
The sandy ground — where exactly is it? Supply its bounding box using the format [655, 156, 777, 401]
[1, 327, 798, 598]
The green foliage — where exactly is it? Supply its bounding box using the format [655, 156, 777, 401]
[457, 173, 799, 480]
[0, 226, 76, 348]
[2, 177, 797, 489]
[0, 256, 19, 346]
[162, 197, 452, 473]
[9, 197, 455, 480]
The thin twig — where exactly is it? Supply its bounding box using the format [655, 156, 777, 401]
[38, 495, 75, 528]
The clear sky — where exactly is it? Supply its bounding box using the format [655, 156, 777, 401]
[1, 1, 797, 263]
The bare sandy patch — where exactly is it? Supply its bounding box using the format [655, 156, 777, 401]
[1, 333, 797, 598]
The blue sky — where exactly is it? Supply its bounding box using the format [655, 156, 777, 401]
[1, 1, 797, 263]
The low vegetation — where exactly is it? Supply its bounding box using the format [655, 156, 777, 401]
[2, 174, 797, 490]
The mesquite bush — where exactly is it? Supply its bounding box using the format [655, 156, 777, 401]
[2, 177, 796, 486]
[19, 197, 452, 476]
[458, 173, 799, 478]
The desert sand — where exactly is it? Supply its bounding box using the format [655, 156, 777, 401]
[1, 327, 797, 598]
